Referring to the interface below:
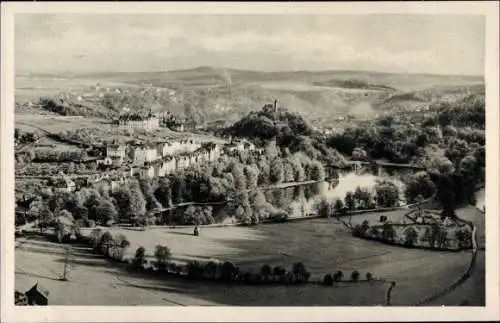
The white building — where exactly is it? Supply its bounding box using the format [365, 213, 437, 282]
[118, 116, 160, 130]
[106, 144, 127, 159]
[129, 145, 158, 163]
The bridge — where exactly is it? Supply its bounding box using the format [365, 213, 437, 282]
[344, 160, 425, 170]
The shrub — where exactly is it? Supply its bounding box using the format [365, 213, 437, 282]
[132, 246, 146, 271]
[403, 227, 419, 247]
[154, 245, 171, 272]
[98, 231, 114, 256]
[204, 261, 219, 280]
[352, 224, 364, 237]
[220, 261, 237, 282]
[323, 274, 334, 286]
[273, 266, 286, 277]
[260, 264, 272, 282]
[333, 270, 343, 282]
[291, 262, 309, 283]
[186, 260, 203, 278]
[366, 272, 373, 281]
[350, 270, 360, 282]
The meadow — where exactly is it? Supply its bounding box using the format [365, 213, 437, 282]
[16, 206, 484, 306]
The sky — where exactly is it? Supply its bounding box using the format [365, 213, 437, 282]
[15, 14, 485, 75]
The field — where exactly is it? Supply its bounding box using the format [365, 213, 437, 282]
[15, 113, 226, 147]
[16, 240, 393, 306]
[15, 207, 480, 306]
[15, 75, 141, 102]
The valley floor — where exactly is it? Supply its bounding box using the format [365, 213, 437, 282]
[15, 207, 484, 306]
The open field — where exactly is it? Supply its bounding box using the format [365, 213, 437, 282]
[15, 114, 110, 134]
[16, 206, 483, 305]
[15, 113, 226, 145]
[15, 75, 141, 102]
[80, 219, 471, 281]
[16, 240, 391, 306]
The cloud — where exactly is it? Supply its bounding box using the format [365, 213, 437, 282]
[14, 14, 483, 75]
[198, 30, 436, 73]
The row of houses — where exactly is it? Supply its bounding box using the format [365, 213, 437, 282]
[49, 138, 262, 192]
[131, 142, 222, 179]
[104, 139, 203, 165]
[116, 116, 161, 130]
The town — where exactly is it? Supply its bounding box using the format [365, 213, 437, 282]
[10, 11, 488, 311]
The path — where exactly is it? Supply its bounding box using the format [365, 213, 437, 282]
[412, 216, 478, 306]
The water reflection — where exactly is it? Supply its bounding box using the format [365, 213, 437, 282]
[267, 172, 407, 217]
[475, 188, 485, 211]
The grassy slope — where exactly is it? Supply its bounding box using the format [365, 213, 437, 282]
[16, 207, 483, 306]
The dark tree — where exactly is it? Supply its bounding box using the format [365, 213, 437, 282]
[133, 246, 146, 271]
[350, 270, 360, 283]
[323, 274, 334, 286]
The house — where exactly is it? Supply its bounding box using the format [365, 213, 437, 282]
[129, 166, 140, 177]
[97, 157, 113, 167]
[110, 176, 129, 192]
[176, 154, 191, 170]
[25, 282, 49, 305]
[53, 172, 76, 193]
[242, 140, 256, 151]
[138, 164, 155, 178]
[225, 141, 245, 154]
[117, 113, 160, 130]
[129, 144, 158, 163]
[109, 155, 124, 167]
[157, 157, 176, 176]
[106, 144, 127, 159]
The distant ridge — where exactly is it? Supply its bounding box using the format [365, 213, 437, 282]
[17, 66, 485, 80]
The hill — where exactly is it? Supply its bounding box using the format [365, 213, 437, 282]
[16, 68, 484, 126]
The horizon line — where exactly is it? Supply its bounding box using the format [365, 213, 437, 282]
[16, 66, 485, 79]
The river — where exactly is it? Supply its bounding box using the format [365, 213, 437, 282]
[269, 171, 407, 218]
[475, 188, 485, 212]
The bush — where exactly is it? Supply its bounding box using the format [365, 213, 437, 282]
[132, 246, 146, 271]
[350, 270, 360, 282]
[366, 272, 373, 281]
[323, 274, 334, 286]
[333, 270, 343, 282]
[187, 260, 204, 279]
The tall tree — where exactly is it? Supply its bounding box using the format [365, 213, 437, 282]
[95, 199, 118, 225]
[128, 182, 147, 221]
[154, 245, 171, 272]
[404, 171, 436, 203]
[374, 180, 399, 208]
[155, 177, 172, 208]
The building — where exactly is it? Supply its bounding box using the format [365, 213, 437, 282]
[225, 141, 245, 154]
[157, 157, 176, 176]
[138, 164, 155, 178]
[129, 144, 158, 163]
[242, 140, 256, 151]
[119, 117, 160, 130]
[53, 172, 76, 193]
[106, 144, 127, 159]
[157, 139, 201, 157]
[176, 154, 191, 170]
[110, 176, 129, 193]
[25, 282, 49, 305]
[117, 111, 160, 130]
[97, 155, 125, 168]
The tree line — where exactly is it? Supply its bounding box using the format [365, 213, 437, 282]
[23, 140, 328, 228]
